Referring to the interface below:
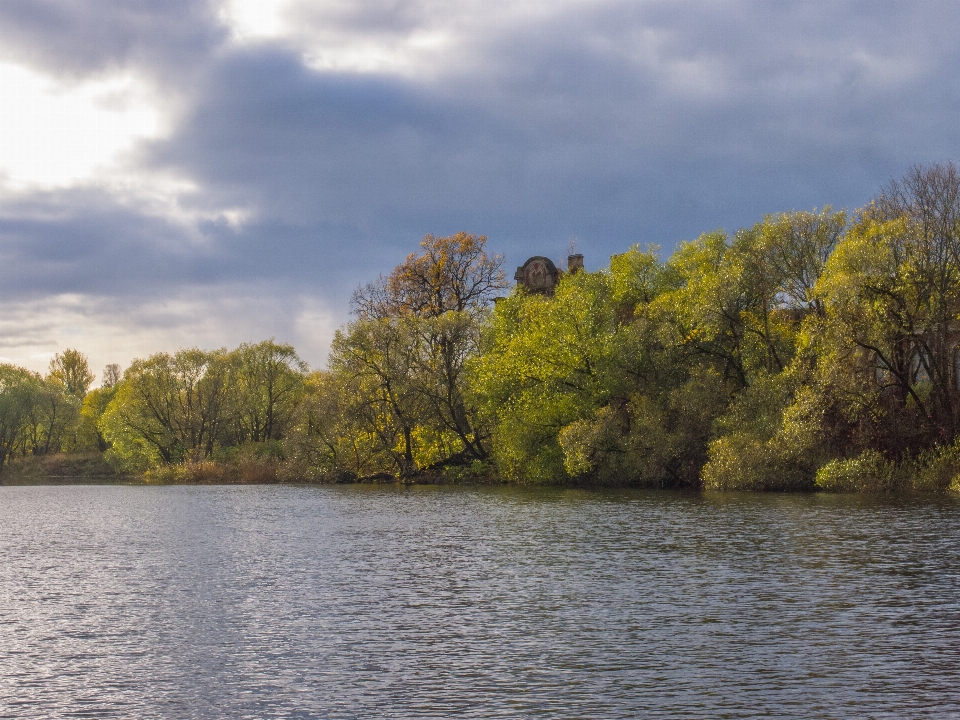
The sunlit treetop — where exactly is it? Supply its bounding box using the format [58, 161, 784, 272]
[351, 232, 509, 320]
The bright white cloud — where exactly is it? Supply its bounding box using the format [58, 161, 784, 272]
[0, 63, 162, 188]
[219, 0, 296, 40]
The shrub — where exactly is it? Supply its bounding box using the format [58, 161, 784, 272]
[814, 450, 907, 493]
[911, 441, 960, 493]
[702, 433, 811, 491]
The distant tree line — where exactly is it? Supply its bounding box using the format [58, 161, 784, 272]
[4, 163, 960, 491]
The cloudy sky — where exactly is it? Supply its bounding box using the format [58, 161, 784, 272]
[1, 0, 958, 379]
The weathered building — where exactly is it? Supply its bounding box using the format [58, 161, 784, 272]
[514, 254, 584, 295]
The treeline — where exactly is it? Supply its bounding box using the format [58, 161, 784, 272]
[5, 162, 960, 490]
[311, 162, 960, 491]
[0, 350, 101, 466]
[0, 343, 309, 480]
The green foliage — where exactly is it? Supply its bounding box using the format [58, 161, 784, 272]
[702, 370, 817, 491]
[324, 311, 492, 477]
[0, 365, 41, 466]
[911, 440, 960, 493]
[25, 376, 81, 456]
[466, 205, 911, 489]
[228, 340, 307, 444]
[73, 385, 117, 452]
[282, 370, 378, 480]
[13, 164, 960, 492]
[99, 344, 307, 473]
[809, 165, 960, 453]
[327, 317, 426, 475]
[321, 233, 507, 479]
[101, 349, 233, 465]
[472, 269, 624, 482]
[0, 363, 81, 467]
[814, 450, 907, 493]
[558, 369, 729, 487]
[47, 349, 95, 400]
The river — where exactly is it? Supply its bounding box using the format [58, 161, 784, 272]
[1, 485, 959, 718]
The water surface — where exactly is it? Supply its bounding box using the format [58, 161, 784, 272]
[1, 485, 959, 718]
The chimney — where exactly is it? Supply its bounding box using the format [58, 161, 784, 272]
[567, 253, 584, 274]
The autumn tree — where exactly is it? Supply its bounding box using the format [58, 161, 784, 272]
[352, 232, 507, 319]
[755, 207, 846, 314]
[102, 364, 122, 388]
[701, 166, 960, 490]
[284, 371, 382, 480]
[331, 232, 508, 475]
[813, 212, 960, 449]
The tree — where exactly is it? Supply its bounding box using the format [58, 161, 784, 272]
[0, 365, 80, 464]
[23, 376, 79, 456]
[652, 230, 767, 387]
[813, 213, 960, 450]
[331, 232, 508, 475]
[700, 166, 960, 489]
[228, 340, 307, 444]
[878, 161, 960, 268]
[649, 211, 843, 389]
[101, 349, 234, 466]
[472, 269, 622, 481]
[0, 365, 40, 466]
[352, 232, 507, 319]
[471, 247, 725, 486]
[79, 385, 117, 452]
[48, 349, 94, 399]
[329, 318, 425, 476]
[102, 364, 122, 388]
[284, 371, 382, 480]
[791, 163, 960, 457]
[405, 311, 489, 460]
[755, 207, 846, 314]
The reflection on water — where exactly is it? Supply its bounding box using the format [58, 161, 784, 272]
[1, 485, 959, 718]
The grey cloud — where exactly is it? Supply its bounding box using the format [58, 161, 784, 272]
[146, 1, 960, 257]
[287, 0, 443, 36]
[0, 0, 225, 80]
[0, 186, 226, 300]
[2, 0, 960, 371]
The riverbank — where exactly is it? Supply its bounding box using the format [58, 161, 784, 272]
[0, 453, 132, 485]
[3, 453, 960, 493]
[0, 454, 505, 486]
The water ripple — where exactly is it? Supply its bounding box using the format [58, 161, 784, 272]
[1, 486, 959, 718]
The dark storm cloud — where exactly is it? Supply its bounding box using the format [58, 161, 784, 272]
[140, 0, 960, 270]
[3, 0, 960, 369]
[147, 49, 533, 238]
[0, 187, 232, 301]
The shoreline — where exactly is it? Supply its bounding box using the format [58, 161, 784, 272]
[2, 472, 958, 495]
[2, 452, 959, 493]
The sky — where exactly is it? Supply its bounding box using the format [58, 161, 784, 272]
[1, 0, 959, 380]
